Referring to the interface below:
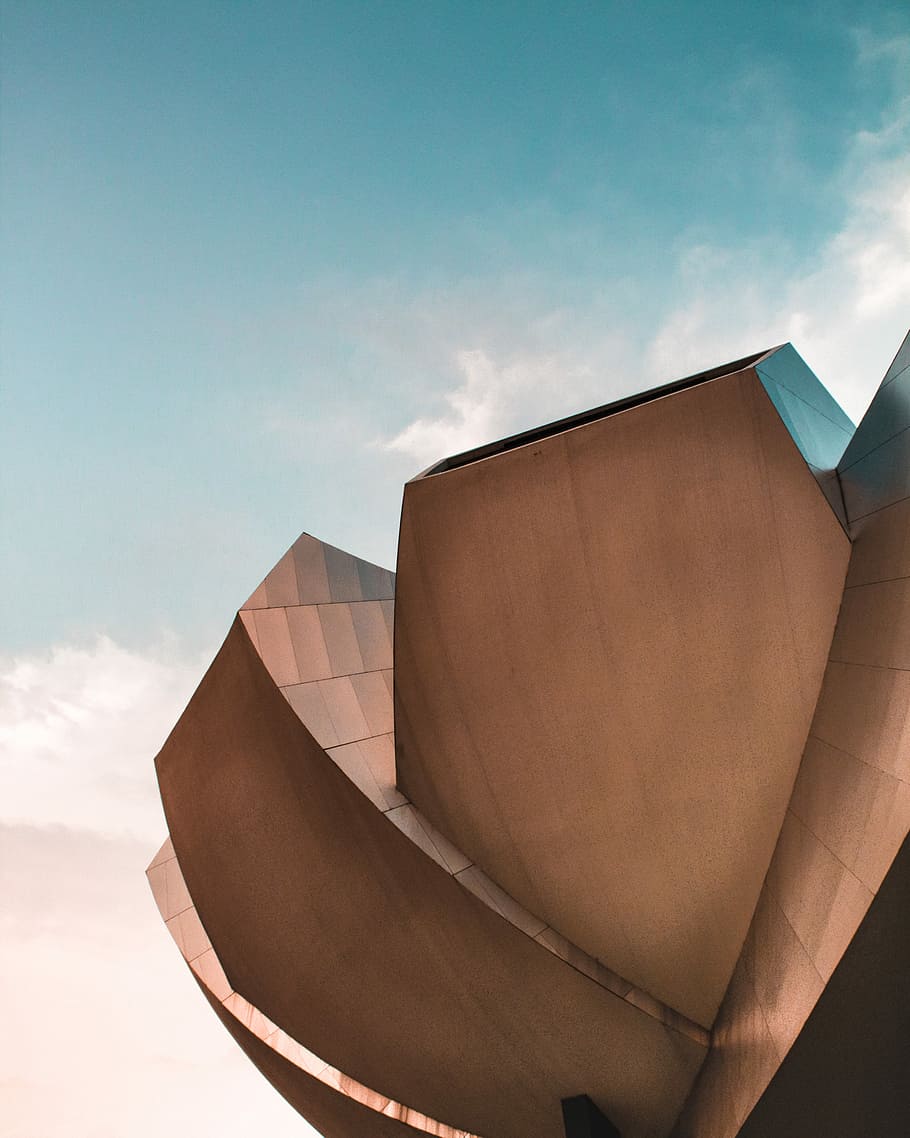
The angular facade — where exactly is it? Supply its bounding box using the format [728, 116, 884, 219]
[148, 335, 910, 1138]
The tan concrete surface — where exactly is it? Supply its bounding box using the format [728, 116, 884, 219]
[395, 367, 849, 1027]
[150, 837, 487, 1138]
[241, 533, 709, 1045]
[671, 360, 910, 1134]
[199, 983, 428, 1138]
[156, 619, 705, 1138]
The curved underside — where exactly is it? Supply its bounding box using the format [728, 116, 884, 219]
[155, 612, 704, 1138]
[148, 838, 482, 1138]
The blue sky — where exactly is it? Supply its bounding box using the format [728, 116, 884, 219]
[2, 3, 908, 1136]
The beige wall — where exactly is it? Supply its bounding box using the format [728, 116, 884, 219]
[672, 349, 910, 1137]
[157, 618, 705, 1138]
[395, 368, 849, 1029]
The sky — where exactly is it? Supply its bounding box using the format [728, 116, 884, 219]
[1, 2, 909, 1135]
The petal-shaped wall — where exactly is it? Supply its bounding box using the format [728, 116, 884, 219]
[672, 330, 910, 1137]
[238, 532, 708, 1046]
[394, 358, 849, 1028]
[154, 614, 705, 1138]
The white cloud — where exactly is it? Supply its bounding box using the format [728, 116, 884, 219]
[373, 288, 647, 467]
[646, 91, 910, 423]
[0, 636, 209, 843]
[381, 67, 909, 463]
[0, 824, 310, 1138]
[0, 638, 315, 1137]
[385, 347, 602, 468]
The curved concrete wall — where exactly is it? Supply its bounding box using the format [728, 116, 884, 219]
[201, 984, 463, 1138]
[155, 617, 704, 1138]
[672, 332, 910, 1138]
[148, 838, 481, 1138]
[395, 364, 849, 1028]
[238, 532, 707, 1047]
[735, 832, 910, 1138]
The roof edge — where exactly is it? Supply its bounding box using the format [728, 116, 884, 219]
[413, 346, 783, 480]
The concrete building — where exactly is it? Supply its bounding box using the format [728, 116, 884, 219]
[148, 334, 910, 1138]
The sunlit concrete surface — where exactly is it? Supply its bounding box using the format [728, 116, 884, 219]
[395, 352, 849, 1028]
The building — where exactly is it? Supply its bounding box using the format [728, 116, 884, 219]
[148, 333, 910, 1138]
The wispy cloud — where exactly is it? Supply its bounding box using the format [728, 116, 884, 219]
[0, 635, 313, 1137]
[385, 347, 601, 467]
[0, 823, 309, 1138]
[646, 86, 910, 421]
[378, 53, 909, 464]
[0, 636, 209, 842]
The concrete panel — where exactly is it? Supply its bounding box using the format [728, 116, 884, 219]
[735, 833, 910, 1138]
[350, 670, 394, 737]
[264, 549, 300, 608]
[283, 681, 339, 748]
[748, 887, 825, 1062]
[318, 675, 371, 745]
[149, 841, 484, 1138]
[156, 620, 705, 1138]
[326, 741, 392, 811]
[356, 559, 396, 602]
[318, 603, 365, 677]
[671, 927, 779, 1138]
[351, 602, 395, 671]
[808, 464, 848, 528]
[671, 378, 910, 1135]
[837, 336, 910, 474]
[356, 734, 405, 810]
[838, 333, 910, 523]
[252, 608, 300, 687]
[845, 496, 910, 586]
[880, 327, 910, 386]
[287, 605, 333, 682]
[324, 543, 365, 602]
[811, 661, 910, 782]
[829, 577, 910, 669]
[789, 736, 910, 892]
[839, 429, 910, 524]
[238, 607, 260, 651]
[292, 534, 333, 604]
[244, 534, 395, 613]
[764, 811, 873, 982]
[395, 367, 848, 1027]
[200, 982, 446, 1138]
